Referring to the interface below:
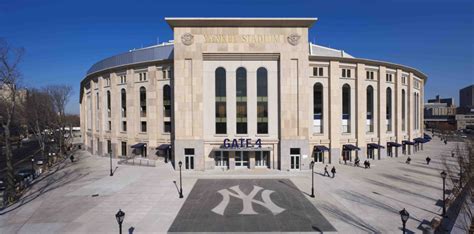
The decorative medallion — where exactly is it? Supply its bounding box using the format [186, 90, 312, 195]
[287, 33, 301, 46]
[181, 33, 194, 46]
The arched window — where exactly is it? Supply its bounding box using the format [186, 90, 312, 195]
[402, 89, 406, 131]
[414, 92, 417, 130]
[121, 89, 126, 118]
[163, 85, 171, 133]
[342, 84, 351, 133]
[313, 83, 323, 134]
[366, 86, 374, 133]
[215, 67, 226, 134]
[236, 67, 247, 134]
[386, 87, 392, 131]
[257, 67, 268, 134]
[140, 87, 146, 117]
[106, 90, 111, 115]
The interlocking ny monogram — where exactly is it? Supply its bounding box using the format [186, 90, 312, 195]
[211, 185, 285, 215]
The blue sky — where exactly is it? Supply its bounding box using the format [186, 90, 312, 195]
[1, 0, 473, 114]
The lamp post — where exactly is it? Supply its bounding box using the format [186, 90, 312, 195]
[115, 209, 125, 234]
[179, 161, 183, 198]
[440, 171, 447, 217]
[31, 157, 35, 171]
[310, 161, 315, 198]
[109, 152, 113, 176]
[399, 208, 409, 234]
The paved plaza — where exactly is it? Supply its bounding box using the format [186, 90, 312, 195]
[0, 138, 464, 233]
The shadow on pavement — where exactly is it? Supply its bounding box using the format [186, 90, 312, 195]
[365, 178, 437, 202]
[318, 203, 379, 233]
[277, 179, 312, 197]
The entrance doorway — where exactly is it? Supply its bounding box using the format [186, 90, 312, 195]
[255, 151, 270, 168]
[215, 151, 229, 168]
[367, 148, 375, 159]
[314, 151, 324, 163]
[184, 148, 195, 170]
[235, 151, 249, 168]
[290, 148, 300, 170]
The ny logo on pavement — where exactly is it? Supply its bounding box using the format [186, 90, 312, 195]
[211, 185, 285, 215]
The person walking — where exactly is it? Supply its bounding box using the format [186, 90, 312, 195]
[331, 166, 336, 178]
[426, 156, 431, 165]
[323, 165, 330, 177]
[451, 151, 455, 157]
[364, 160, 368, 169]
[406, 156, 411, 164]
[69, 154, 75, 163]
[367, 160, 371, 169]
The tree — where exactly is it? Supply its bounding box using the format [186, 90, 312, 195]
[0, 38, 24, 202]
[46, 85, 72, 156]
[25, 88, 55, 165]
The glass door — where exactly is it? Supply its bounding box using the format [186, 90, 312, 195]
[235, 151, 249, 168]
[256, 151, 269, 168]
[314, 151, 324, 163]
[215, 151, 229, 168]
[290, 148, 300, 170]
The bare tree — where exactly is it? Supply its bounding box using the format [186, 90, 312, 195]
[46, 85, 72, 156]
[25, 88, 55, 165]
[0, 38, 24, 202]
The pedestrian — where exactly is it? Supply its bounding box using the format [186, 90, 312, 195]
[364, 160, 368, 169]
[69, 154, 75, 163]
[354, 157, 360, 167]
[426, 156, 431, 165]
[444, 140, 447, 145]
[451, 152, 455, 157]
[331, 166, 336, 178]
[367, 160, 371, 168]
[323, 165, 330, 177]
[406, 156, 411, 164]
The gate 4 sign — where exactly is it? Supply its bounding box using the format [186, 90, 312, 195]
[212, 185, 285, 216]
[223, 138, 262, 148]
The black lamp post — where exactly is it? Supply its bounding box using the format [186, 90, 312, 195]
[178, 161, 183, 198]
[115, 209, 125, 234]
[110, 152, 113, 176]
[440, 171, 447, 217]
[31, 157, 35, 171]
[310, 161, 315, 198]
[399, 208, 409, 234]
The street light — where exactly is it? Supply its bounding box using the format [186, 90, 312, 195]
[178, 161, 183, 198]
[310, 161, 315, 198]
[399, 208, 409, 234]
[440, 170, 447, 217]
[115, 209, 125, 234]
[31, 157, 35, 171]
[109, 152, 113, 176]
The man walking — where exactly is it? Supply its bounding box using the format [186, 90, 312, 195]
[331, 166, 336, 178]
[323, 165, 330, 177]
[426, 156, 431, 165]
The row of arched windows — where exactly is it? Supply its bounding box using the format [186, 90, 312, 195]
[215, 67, 268, 134]
[312, 83, 408, 134]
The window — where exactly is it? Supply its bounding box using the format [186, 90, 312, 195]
[121, 89, 126, 118]
[236, 67, 247, 134]
[386, 73, 393, 82]
[140, 87, 146, 117]
[95, 92, 99, 131]
[122, 121, 127, 132]
[107, 121, 111, 131]
[104, 77, 111, 86]
[87, 95, 92, 130]
[106, 90, 111, 117]
[342, 84, 351, 133]
[120, 74, 127, 84]
[184, 148, 195, 170]
[366, 71, 374, 80]
[164, 121, 171, 133]
[107, 140, 112, 154]
[257, 67, 268, 134]
[121, 141, 127, 156]
[402, 89, 406, 131]
[215, 151, 229, 167]
[162, 70, 167, 79]
[402, 75, 407, 84]
[215, 68, 227, 134]
[313, 67, 323, 77]
[138, 72, 147, 81]
[163, 85, 171, 118]
[342, 68, 351, 78]
[386, 87, 392, 132]
[141, 121, 147, 133]
[313, 83, 323, 134]
[366, 86, 374, 133]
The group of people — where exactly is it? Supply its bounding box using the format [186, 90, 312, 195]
[323, 165, 336, 178]
[352, 157, 371, 169]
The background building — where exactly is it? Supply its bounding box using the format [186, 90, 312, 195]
[424, 95, 457, 130]
[456, 84, 474, 130]
[80, 18, 427, 171]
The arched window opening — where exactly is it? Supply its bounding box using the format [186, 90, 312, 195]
[402, 90, 406, 131]
[342, 84, 351, 133]
[313, 83, 323, 134]
[257, 67, 268, 134]
[140, 87, 147, 117]
[236, 67, 247, 134]
[107, 91, 111, 118]
[215, 67, 226, 134]
[121, 89, 126, 118]
[366, 86, 374, 133]
[163, 85, 171, 133]
[386, 87, 392, 131]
